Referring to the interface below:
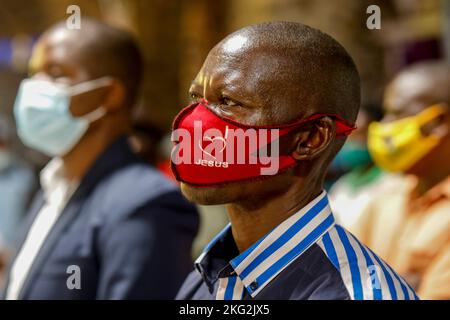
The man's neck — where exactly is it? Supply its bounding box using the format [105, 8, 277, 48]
[226, 180, 323, 253]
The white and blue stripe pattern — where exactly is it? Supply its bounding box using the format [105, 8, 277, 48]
[317, 225, 419, 300]
[196, 191, 419, 300]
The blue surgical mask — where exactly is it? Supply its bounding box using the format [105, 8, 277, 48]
[14, 77, 112, 156]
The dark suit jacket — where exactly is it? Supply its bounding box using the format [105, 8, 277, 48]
[1, 136, 199, 299]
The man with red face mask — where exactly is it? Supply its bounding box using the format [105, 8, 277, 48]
[364, 61, 450, 300]
[173, 22, 417, 300]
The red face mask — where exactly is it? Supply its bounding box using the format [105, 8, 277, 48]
[171, 99, 355, 186]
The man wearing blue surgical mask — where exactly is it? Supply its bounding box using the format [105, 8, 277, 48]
[2, 18, 199, 300]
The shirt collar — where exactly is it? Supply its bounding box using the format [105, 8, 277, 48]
[196, 190, 335, 298]
[40, 158, 78, 204]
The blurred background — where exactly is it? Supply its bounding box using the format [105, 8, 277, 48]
[0, 0, 449, 282]
[1, 0, 448, 141]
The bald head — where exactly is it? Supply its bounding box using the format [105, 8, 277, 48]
[385, 61, 450, 119]
[197, 21, 360, 124]
[37, 17, 143, 106]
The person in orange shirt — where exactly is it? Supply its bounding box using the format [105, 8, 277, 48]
[363, 61, 450, 299]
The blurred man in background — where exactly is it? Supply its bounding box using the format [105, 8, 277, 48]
[329, 104, 404, 237]
[362, 61, 450, 299]
[0, 115, 36, 283]
[1, 18, 199, 299]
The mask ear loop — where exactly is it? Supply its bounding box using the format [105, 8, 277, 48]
[82, 106, 107, 123]
[69, 77, 113, 122]
[416, 104, 447, 126]
[68, 76, 114, 96]
[415, 104, 448, 140]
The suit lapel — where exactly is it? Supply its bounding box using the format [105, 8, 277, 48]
[5, 136, 140, 299]
[17, 191, 84, 299]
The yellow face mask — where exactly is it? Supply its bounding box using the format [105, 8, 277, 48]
[367, 104, 445, 173]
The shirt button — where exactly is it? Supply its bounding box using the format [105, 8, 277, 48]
[250, 281, 258, 291]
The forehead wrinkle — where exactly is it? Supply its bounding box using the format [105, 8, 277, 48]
[214, 63, 269, 109]
[201, 54, 237, 91]
[215, 49, 280, 90]
[206, 34, 344, 122]
[207, 46, 312, 123]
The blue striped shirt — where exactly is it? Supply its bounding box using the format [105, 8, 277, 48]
[176, 191, 419, 300]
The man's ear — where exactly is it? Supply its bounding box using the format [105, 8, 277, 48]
[291, 117, 335, 161]
[102, 79, 126, 112]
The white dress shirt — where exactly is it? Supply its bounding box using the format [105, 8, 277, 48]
[6, 158, 78, 300]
